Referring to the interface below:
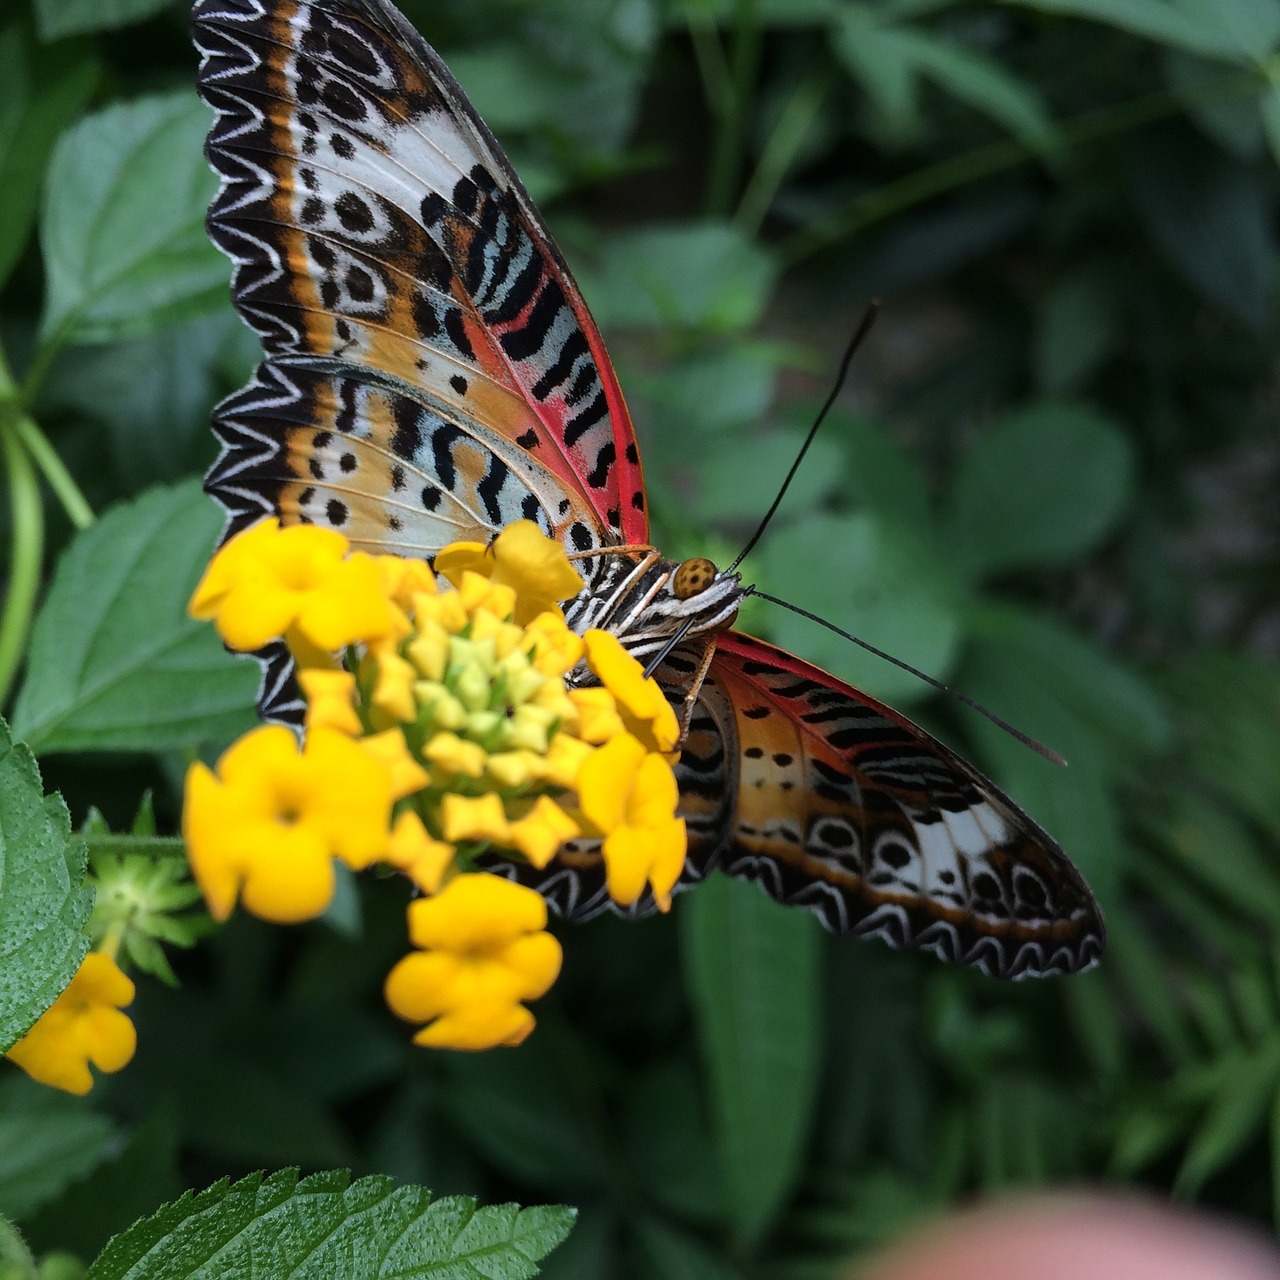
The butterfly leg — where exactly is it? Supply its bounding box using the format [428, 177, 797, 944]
[674, 637, 720, 749]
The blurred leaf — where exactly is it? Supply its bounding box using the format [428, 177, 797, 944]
[835, 414, 934, 537]
[1111, 1099, 1196, 1175]
[86, 1169, 576, 1280]
[441, 1019, 613, 1194]
[1033, 268, 1122, 393]
[1164, 49, 1264, 157]
[697, 428, 843, 520]
[1260, 80, 1280, 167]
[675, 0, 839, 23]
[942, 400, 1134, 578]
[37, 310, 247, 490]
[585, 223, 778, 332]
[40, 92, 226, 346]
[35, 0, 173, 39]
[0, 718, 91, 1052]
[0, 1075, 115, 1221]
[11, 482, 258, 754]
[629, 345, 779, 438]
[971, 1073, 1086, 1187]
[1001, 0, 1258, 60]
[759, 512, 962, 705]
[620, 1058, 724, 1225]
[0, 21, 97, 290]
[631, 1215, 743, 1280]
[1167, 651, 1280, 841]
[681, 876, 821, 1250]
[1129, 129, 1274, 329]
[1175, 1036, 1280, 1195]
[537, 1208, 617, 1280]
[1107, 912, 1195, 1066]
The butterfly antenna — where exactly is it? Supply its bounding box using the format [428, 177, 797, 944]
[748, 587, 1068, 766]
[726, 299, 880, 575]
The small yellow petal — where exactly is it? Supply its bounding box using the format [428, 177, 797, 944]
[425, 732, 488, 779]
[385, 810, 455, 894]
[360, 729, 431, 799]
[299, 668, 362, 736]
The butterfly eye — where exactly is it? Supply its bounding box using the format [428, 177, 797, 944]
[672, 557, 717, 600]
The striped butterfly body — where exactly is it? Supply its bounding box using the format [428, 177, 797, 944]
[193, 0, 1104, 978]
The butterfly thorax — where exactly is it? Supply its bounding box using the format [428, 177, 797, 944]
[564, 549, 743, 677]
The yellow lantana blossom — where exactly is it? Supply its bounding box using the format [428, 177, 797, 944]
[184, 725, 393, 923]
[435, 518, 584, 624]
[6, 952, 136, 1096]
[578, 732, 687, 910]
[384, 874, 562, 1050]
[582, 629, 680, 755]
[189, 518, 395, 654]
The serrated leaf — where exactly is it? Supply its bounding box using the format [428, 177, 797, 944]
[0, 1076, 116, 1221]
[11, 482, 258, 754]
[0, 21, 98, 291]
[585, 223, 779, 332]
[40, 92, 226, 346]
[86, 1168, 575, 1280]
[35, 0, 173, 40]
[942, 400, 1134, 578]
[681, 876, 822, 1251]
[0, 718, 92, 1052]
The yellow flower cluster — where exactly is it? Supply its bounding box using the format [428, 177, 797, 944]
[183, 519, 687, 1051]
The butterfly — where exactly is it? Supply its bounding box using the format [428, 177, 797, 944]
[192, 0, 1104, 977]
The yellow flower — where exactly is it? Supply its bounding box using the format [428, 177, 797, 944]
[383, 874, 562, 1050]
[183, 726, 393, 923]
[188, 519, 395, 653]
[6, 952, 136, 1096]
[359, 729, 431, 798]
[385, 810, 455, 894]
[299, 668, 362, 735]
[435, 520, 583, 624]
[577, 733, 687, 910]
[583, 630, 680, 755]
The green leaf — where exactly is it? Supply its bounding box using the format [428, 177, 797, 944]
[885, 27, 1061, 152]
[86, 1169, 575, 1280]
[0, 1077, 115, 1221]
[0, 718, 91, 1052]
[37, 310, 249, 490]
[681, 876, 822, 1251]
[1129, 130, 1274, 329]
[1175, 1036, 1280, 1195]
[1165, 49, 1265, 158]
[0, 21, 98, 291]
[11, 482, 258, 754]
[630, 1216, 743, 1280]
[697, 429, 844, 521]
[585, 223, 779, 332]
[942, 400, 1134, 579]
[1000, 0, 1256, 60]
[35, 0, 173, 39]
[1167, 651, 1280, 841]
[838, 412, 934, 538]
[760, 512, 963, 705]
[1260, 79, 1280, 167]
[40, 92, 227, 346]
[1033, 268, 1122, 393]
[441, 1019, 613, 1194]
[628, 345, 780, 438]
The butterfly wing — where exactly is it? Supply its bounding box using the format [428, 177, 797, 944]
[697, 631, 1104, 977]
[194, 0, 646, 556]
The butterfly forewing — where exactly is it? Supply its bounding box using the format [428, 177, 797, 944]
[194, 0, 1104, 977]
[194, 0, 646, 554]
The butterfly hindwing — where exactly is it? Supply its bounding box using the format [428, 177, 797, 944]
[702, 632, 1104, 977]
[194, 0, 645, 546]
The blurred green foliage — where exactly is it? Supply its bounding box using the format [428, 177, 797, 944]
[0, 0, 1278, 1275]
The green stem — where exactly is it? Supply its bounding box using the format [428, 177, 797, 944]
[83, 834, 187, 857]
[778, 67, 1260, 265]
[0, 418, 45, 709]
[11, 413, 94, 530]
[735, 73, 825, 238]
[702, 0, 761, 217]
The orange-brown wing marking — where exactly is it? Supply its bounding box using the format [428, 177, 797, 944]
[701, 632, 1104, 977]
